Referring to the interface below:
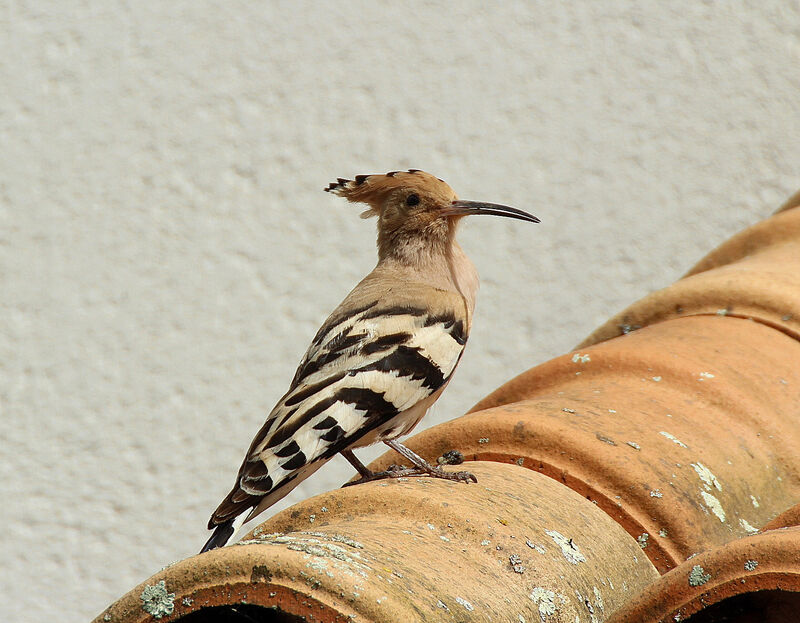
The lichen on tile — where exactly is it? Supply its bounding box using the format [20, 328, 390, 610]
[700, 491, 726, 522]
[545, 529, 586, 564]
[140, 580, 175, 619]
[529, 587, 558, 618]
[455, 596, 474, 612]
[593, 586, 604, 612]
[692, 462, 722, 491]
[659, 431, 688, 448]
[688, 565, 711, 586]
[526, 539, 546, 554]
[509, 554, 525, 573]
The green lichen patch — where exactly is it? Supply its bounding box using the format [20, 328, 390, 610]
[140, 580, 175, 619]
[688, 565, 711, 587]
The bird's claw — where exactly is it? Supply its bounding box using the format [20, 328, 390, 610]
[450, 470, 478, 483]
[421, 466, 477, 483]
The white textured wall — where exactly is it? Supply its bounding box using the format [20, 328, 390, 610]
[2, 2, 798, 620]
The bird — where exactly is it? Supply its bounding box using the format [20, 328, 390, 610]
[200, 169, 539, 552]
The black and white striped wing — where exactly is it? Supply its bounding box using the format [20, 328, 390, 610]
[210, 301, 467, 525]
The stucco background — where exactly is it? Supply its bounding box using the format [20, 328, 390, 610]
[1, 2, 798, 620]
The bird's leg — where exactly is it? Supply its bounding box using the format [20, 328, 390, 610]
[340, 449, 410, 487]
[341, 449, 375, 479]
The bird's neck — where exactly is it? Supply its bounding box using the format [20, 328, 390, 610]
[377, 226, 479, 320]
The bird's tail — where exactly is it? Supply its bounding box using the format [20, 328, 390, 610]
[200, 514, 246, 553]
[200, 520, 234, 553]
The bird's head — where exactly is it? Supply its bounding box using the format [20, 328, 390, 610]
[325, 169, 538, 257]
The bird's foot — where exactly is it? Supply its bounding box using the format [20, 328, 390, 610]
[385, 439, 477, 483]
[408, 464, 477, 483]
[340, 443, 477, 488]
[343, 464, 476, 486]
[386, 461, 477, 483]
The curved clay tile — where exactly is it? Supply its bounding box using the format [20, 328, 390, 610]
[93, 191, 800, 621]
[605, 526, 800, 623]
[93, 463, 658, 622]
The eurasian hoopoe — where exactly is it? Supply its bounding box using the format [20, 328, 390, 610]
[201, 170, 539, 552]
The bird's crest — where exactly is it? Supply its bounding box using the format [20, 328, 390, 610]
[325, 169, 454, 219]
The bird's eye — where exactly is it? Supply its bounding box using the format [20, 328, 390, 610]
[406, 193, 420, 207]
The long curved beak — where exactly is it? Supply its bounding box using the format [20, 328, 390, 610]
[444, 200, 540, 223]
